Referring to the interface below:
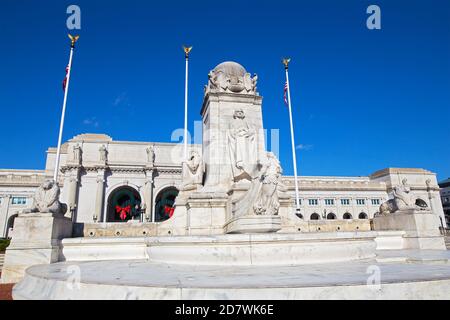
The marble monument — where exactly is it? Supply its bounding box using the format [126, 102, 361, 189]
[0, 61, 448, 300]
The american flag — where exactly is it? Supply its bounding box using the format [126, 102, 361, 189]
[283, 81, 289, 106]
[62, 66, 69, 92]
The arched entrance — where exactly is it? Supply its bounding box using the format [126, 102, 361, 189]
[5, 213, 18, 239]
[343, 212, 353, 220]
[326, 212, 337, 220]
[358, 212, 368, 219]
[310, 213, 320, 220]
[154, 187, 179, 222]
[107, 186, 142, 222]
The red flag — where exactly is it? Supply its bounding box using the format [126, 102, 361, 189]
[62, 66, 69, 92]
[283, 81, 288, 106]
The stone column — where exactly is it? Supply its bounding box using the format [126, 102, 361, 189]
[1, 195, 11, 238]
[94, 169, 106, 223]
[65, 168, 80, 220]
[144, 169, 154, 222]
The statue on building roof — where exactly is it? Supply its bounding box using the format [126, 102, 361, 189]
[146, 144, 156, 165]
[72, 143, 82, 165]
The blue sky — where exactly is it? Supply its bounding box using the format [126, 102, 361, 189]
[0, 0, 449, 180]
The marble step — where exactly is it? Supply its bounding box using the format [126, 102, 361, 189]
[0, 253, 4, 271]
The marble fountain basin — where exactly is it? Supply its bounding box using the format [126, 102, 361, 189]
[144, 232, 377, 266]
[58, 231, 378, 266]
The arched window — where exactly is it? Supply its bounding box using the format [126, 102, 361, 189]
[296, 213, 304, 220]
[154, 187, 179, 222]
[326, 212, 337, 220]
[343, 212, 353, 220]
[358, 212, 368, 219]
[106, 186, 142, 222]
[310, 213, 320, 220]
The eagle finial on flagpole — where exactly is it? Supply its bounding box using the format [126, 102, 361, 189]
[68, 34, 80, 48]
[183, 45, 193, 59]
[282, 57, 291, 69]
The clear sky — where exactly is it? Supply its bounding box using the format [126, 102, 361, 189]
[0, 0, 449, 181]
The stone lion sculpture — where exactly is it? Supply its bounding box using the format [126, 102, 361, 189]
[378, 179, 428, 215]
[24, 180, 67, 215]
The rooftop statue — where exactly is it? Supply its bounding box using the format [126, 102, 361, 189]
[146, 144, 156, 165]
[72, 143, 82, 164]
[99, 145, 108, 164]
[23, 180, 67, 215]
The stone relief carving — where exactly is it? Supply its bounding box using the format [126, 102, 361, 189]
[181, 150, 204, 191]
[23, 180, 67, 215]
[228, 109, 258, 182]
[379, 178, 428, 215]
[146, 144, 156, 165]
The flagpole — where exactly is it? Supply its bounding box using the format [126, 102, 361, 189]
[283, 58, 301, 213]
[182, 46, 192, 160]
[53, 34, 79, 182]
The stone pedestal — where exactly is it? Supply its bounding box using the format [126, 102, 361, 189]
[373, 210, 446, 250]
[159, 191, 228, 236]
[1, 212, 73, 283]
[186, 192, 228, 235]
[225, 215, 281, 234]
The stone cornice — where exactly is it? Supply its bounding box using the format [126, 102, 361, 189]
[282, 177, 386, 191]
[370, 167, 434, 179]
[201, 91, 263, 117]
[59, 164, 182, 175]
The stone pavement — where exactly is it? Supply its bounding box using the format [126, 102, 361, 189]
[13, 250, 450, 299]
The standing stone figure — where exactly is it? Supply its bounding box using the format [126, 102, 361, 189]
[24, 180, 67, 215]
[72, 143, 82, 164]
[253, 153, 282, 215]
[181, 150, 204, 190]
[251, 73, 258, 93]
[146, 144, 156, 165]
[243, 73, 252, 92]
[228, 109, 258, 181]
[99, 145, 108, 163]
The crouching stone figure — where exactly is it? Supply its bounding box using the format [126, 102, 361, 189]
[378, 178, 428, 215]
[23, 180, 67, 215]
[181, 151, 204, 191]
